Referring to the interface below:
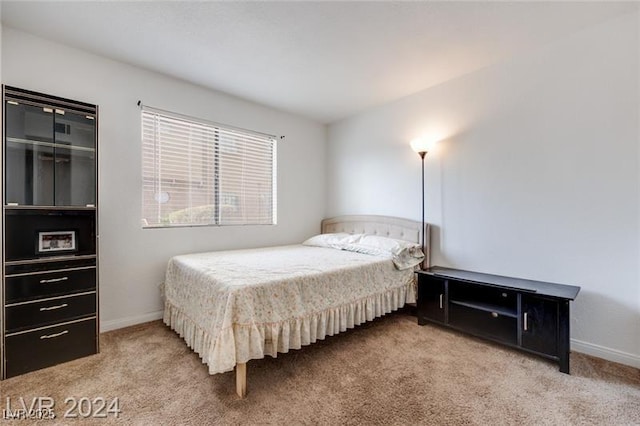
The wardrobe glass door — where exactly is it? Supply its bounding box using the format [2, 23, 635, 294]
[5, 100, 55, 206]
[5, 140, 55, 206]
[5, 101, 54, 143]
[53, 110, 96, 206]
[54, 146, 96, 206]
[54, 110, 95, 149]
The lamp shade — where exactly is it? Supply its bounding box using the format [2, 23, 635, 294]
[410, 137, 437, 154]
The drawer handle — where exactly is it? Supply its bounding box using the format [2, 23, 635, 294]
[39, 303, 68, 311]
[439, 294, 444, 309]
[524, 312, 528, 331]
[40, 277, 69, 284]
[491, 312, 499, 318]
[40, 330, 69, 340]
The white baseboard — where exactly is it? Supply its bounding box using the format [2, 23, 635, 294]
[100, 310, 164, 333]
[571, 338, 640, 369]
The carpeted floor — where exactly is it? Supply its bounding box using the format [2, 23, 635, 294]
[1, 311, 639, 425]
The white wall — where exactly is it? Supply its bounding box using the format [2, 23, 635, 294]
[2, 27, 326, 331]
[328, 11, 640, 367]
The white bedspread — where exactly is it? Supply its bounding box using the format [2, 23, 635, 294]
[163, 244, 416, 374]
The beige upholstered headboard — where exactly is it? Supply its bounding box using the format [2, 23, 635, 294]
[321, 215, 431, 268]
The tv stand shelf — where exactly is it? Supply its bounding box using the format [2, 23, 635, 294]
[449, 300, 517, 318]
[416, 266, 580, 373]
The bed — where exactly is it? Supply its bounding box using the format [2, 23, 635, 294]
[163, 215, 431, 397]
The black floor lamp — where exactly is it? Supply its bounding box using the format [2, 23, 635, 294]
[410, 138, 435, 269]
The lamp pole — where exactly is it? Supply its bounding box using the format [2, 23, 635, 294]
[419, 151, 426, 269]
[411, 136, 437, 269]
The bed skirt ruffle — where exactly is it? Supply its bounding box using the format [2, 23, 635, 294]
[164, 282, 415, 374]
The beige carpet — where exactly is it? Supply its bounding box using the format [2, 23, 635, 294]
[1, 311, 639, 425]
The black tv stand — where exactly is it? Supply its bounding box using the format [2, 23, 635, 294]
[416, 267, 580, 373]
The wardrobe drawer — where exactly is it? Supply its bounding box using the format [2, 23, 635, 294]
[5, 292, 96, 333]
[5, 267, 96, 303]
[5, 257, 96, 275]
[5, 319, 97, 378]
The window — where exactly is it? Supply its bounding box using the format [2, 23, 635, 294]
[141, 107, 277, 227]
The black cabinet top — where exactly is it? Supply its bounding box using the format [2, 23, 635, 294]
[418, 266, 581, 300]
[4, 85, 97, 115]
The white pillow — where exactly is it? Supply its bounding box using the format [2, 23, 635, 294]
[359, 235, 408, 252]
[342, 235, 425, 270]
[340, 242, 389, 257]
[302, 233, 363, 249]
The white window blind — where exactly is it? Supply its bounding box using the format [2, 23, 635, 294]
[141, 107, 277, 228]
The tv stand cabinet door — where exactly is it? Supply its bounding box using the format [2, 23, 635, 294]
[417, 275, 446, 324]
[521, 295, 559, 358]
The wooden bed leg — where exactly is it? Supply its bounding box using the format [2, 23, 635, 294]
[236, 363, 247, 398]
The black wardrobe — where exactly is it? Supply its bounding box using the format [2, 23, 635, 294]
[2, 86, 99, 378]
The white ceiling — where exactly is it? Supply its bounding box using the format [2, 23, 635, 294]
[1, 1, 636, 124]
